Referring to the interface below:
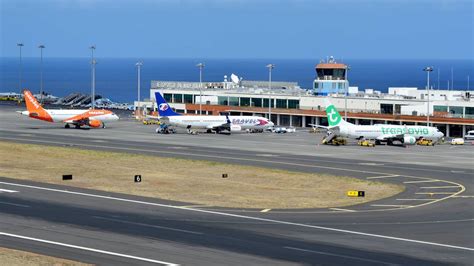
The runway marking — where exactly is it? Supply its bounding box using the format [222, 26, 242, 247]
[396, 199, 435, 201]
[403, 180, 440, 184]
[178, 204, 209, 208]
[283, 246, 396, 265]
[0, 232, 179, 265]
[256, 154, 278, 157]
[0, 201, 30, 208]
[0, 188, 18, 193]
[420, 186, 461, 189]
[452, 195, 474, 198]
[416, 192, 455, 195]
[358, 163, 385, 166]
[93, 216, 203, 235]
[1, 181, 472, 252]
[366, 175, 399, 179]
[0, 136, 467, 212]
[370, 204, 412, 208]
[329, 208, 356, 212]
[260, 209, 271, 212]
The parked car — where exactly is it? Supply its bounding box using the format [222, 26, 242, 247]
[273, 127, 287, 133]
[451, 138, 465, 145]
[465, 130, 474, 140]
[286, 126, 296, 133]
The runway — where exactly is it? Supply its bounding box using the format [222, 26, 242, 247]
[1, 103, 473, 265]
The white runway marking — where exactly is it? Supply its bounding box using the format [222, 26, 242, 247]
[0, 188, 18, 193]
[370, 204, 412, 208]
[93, 216, 203, 235]
[329, 208, 356, 212]
[396, 199, 435, 201]
[1, 181, 472, 251]
[0, 232, 179, 265]
[283, 246, 396, 265]
[260, 209, 271, 212]
[366, 175, 399, 179]
[404, 180, 440, 184]
[420, 186, 460, 189]
[416, 192, 455, 195]
[0, 201, 30, 208]
[453, 195, 474, 198]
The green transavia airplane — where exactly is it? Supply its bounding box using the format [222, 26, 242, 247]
[315, 99, 444, 145]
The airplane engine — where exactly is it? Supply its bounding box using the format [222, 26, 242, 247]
[230, 125, 242, 132]
[403, 135, 416, 145]
[88, 120, 103, 128]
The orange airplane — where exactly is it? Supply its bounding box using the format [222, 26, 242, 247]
[19, 90, 119, 128]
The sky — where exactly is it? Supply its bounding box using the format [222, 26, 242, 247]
[1, 0, 473, 59]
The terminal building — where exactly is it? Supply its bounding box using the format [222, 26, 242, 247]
[137, 61, 474, 138]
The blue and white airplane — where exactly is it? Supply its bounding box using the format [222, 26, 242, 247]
[154, 92, 274, 133]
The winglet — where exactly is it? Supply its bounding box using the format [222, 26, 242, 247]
[154, 92, 181, 117]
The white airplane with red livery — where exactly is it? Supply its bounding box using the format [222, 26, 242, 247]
[19, 90, 119, 128]
[155, 92, 273, 133]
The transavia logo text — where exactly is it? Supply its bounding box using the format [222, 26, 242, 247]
[381, 127, 429, 135]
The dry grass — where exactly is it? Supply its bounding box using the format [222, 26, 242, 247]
[0, 141, 404, 209]
[0, 247, 92, 266]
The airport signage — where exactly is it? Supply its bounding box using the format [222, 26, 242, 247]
[134, 175, 142, 182]
[347, 190, 365, 197]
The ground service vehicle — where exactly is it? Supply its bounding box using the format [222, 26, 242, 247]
[451, 138, 465, 145]
[416, 138, 434, 146]
[465, 130, 474, 140]
[358, 140, 375, 147]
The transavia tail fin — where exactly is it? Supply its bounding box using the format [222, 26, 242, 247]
[22, 89, 53, 122]
[154, 92, 181, 117]
[324, 98, 350, 127]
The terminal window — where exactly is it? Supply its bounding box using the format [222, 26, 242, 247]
[240, 97, 251, 107]
[288, 100, 299, 109]
[276, 99, 287, 109]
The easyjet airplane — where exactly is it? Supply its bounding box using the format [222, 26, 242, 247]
[19, 90, 119, 128]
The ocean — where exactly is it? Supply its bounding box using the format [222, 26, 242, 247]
[1, 58, 472, 103]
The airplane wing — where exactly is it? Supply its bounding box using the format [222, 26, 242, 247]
[308, 124, 330, 130]
[206, 122, 230, 130]
[63, 110, 108, 125]
[146, 114, 161, 120]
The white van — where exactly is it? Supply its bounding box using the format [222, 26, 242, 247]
[465, 130, 474, 140]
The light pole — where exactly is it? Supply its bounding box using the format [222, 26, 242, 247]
[196, 63, 205, 115]
[38, 44, 45, 104]
[423, 66, 433, 126]
[266, 64, 275, 122]
[136, 61, 143, 114]
[90, 45, 96, 109]
[344, 65, 350, 120]
[17, 43, 24, 94]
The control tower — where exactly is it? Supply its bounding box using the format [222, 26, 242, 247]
[313, 56, 349, 96]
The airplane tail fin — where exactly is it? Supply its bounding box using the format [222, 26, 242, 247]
[22, 89, 53, 122]
[24, 90, 44, 113]
[324, 98, 351, 127]
[154, 92, 181, 117]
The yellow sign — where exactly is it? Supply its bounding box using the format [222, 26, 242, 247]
[347, 191, 365, 197]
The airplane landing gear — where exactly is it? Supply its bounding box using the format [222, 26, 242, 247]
[64, 124, 70, 129]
